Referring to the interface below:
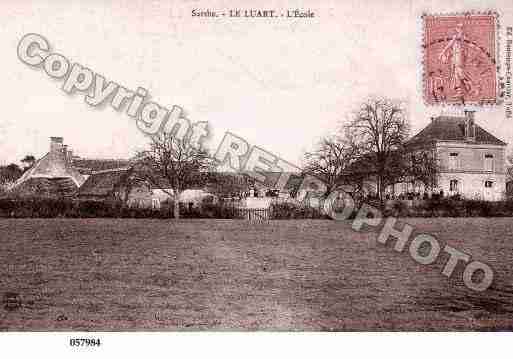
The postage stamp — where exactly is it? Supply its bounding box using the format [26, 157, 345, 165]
[423, 12, 499, 106]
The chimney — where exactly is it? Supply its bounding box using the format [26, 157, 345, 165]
[464, 110, 476, 140]
[62, 145, 70, 164]
[67, 148, 73, 165]
[50, 136, 64, 153]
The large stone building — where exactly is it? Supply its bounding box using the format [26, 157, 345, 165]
[405, 110, 507, 200]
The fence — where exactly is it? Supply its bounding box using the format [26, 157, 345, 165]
[237, 207, 271, 222]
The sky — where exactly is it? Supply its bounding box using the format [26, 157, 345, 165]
[1, 0, 512, 167]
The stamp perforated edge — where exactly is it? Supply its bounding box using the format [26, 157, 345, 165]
[421, 10, 502, 107]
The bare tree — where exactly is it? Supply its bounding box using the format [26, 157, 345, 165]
[343, 97, 410, 203]
[303, 136, 356, 196]
[506, 151, 513, 199]
[371, 147, 439, 197]
[137, 133, 214, 219]
[507, 152, 513, 181]
[402, 148, 439, 190]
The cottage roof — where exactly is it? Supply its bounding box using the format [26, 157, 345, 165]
[14, 151, 87, 188]
[78, 169, 129, 197]
[78, 166, 172, 197]
[11, 177, 78, 198]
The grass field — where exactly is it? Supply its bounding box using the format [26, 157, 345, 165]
[1, 218, 513, 331]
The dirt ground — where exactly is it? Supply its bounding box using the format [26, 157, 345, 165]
[0, 218, 512, 330]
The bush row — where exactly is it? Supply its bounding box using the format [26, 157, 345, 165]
[383, 198, 513, 217]
[2, 197, 513, 219]
[270, 202, 326, 219]
[0, 198, 175, 218]
[0, 197, 328, 219]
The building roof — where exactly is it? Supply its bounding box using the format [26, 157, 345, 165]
[78, 169, 129, 197]
[14, 151, 87, 188]
[71, 158, 132, 175]
[213, 171, 303, 191]
[407, 116, 507, 147]
[78, 166, 173, 198]
[11, 177, 78, 198]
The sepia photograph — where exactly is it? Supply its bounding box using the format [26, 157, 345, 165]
[1, 0, 513, 357]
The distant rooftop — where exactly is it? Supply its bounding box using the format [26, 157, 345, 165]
[71, 157, 132, 175]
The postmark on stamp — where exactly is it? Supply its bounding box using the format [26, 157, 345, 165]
[423, 12, 499, 106]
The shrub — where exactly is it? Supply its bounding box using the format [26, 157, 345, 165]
[2, 195, 513, 219]
[417, 198, 513, 218]
[74, 200, 120, 218]
[270, 202, 325, 219]
[179, 202, 202, 218]
[0, 197, 175, 219]
[391, 201, 409, 217]
[0, 197, 74, 218]
[200, 202, 242, 219]
[270, 202, 295, 219]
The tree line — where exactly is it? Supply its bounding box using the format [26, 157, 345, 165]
[303, 97, 440, 207]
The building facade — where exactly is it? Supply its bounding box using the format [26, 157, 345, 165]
[406, 110, 507, 200]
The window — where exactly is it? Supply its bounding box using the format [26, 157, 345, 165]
[449, 179, 459, 192]
[448, 152, 459, 169]
[485, 181, 493, 188]
[484, 154, 493, 172]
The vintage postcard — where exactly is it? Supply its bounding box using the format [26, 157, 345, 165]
[1, 0, 513, 356]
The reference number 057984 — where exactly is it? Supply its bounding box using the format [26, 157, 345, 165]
[69, 338, 101, 347]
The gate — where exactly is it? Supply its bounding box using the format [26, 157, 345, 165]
[238, 207, 271, 222]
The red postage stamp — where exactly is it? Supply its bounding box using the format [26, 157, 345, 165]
[423, 12, 499, 105]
